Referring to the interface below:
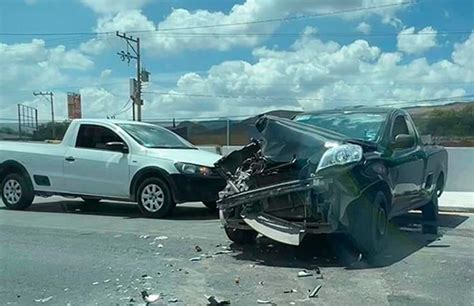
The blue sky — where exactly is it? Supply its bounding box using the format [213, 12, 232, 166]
[0, 0, 473, 121]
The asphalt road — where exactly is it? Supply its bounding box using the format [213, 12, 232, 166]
[0, 197, 473, 305]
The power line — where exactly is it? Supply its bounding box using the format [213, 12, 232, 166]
[142, 91, 474, 103]
[137, 30, 472, 37]
[135, 2, 413, 32]
[0, 2, 412, 37]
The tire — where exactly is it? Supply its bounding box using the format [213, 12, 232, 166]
[203, 201, 217, 211]
[224, 226, 258, 245]
[349, 191, 388, 257]
[421, 176, 442, 234]
[136, 177, 175, 218]
[1, 173, 34, 210]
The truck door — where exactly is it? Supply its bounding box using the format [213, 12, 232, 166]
[388, 114, 425, 214]
[63, 124, 130, 198]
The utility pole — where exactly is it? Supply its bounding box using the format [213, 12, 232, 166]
[33, 91, 55, 139]
[116, 31, 142, 121]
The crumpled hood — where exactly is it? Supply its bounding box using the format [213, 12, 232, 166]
[255, 115, 346, 162]
[146, 148, 222, 167]
[215, 115, 347, 173]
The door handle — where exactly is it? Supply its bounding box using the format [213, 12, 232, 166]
[65, 156, 75, 162]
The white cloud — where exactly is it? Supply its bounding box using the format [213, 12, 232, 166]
[143, 32, 473, 118]
[82, 0, 410, 55]
[81, 0, 150, 14]
[356, 22, 372, 34]
[0, 40, 95, 119]
[452, 32, 474, 68]
[397, 26, 438, 54]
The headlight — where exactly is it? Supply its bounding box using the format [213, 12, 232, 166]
[316, 144, 363, 172]
[175, 162, 212, 176]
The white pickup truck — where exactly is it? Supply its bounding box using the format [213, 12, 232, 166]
[0, 119, 226, 217]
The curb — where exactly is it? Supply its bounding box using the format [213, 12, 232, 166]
[439, 206, 474, 213]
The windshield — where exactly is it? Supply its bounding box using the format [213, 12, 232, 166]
[118, 123, 195, 149]
[293, 112, 386, 142]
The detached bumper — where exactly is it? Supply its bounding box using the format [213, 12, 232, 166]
[170, 174, 226, 203]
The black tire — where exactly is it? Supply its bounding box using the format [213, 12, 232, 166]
[1, 173, 34, 210]
[349, 191, 388, 257]
[224, 226, 258, 245]
[203, 201, 217, 211]
[421, 176, 442, 234]
[136, 177, 175, 218]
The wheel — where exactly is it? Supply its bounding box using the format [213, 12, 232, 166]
[203, 201, 217, 211]
[136, 177, 175, 218]
[421, 176, 442, 234]
[1, 173, 34, 210]
[224, 226, 258, 245]
[349, 191, 388, 257]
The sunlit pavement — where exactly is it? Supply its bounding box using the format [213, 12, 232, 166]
[1, 196, 473, 305]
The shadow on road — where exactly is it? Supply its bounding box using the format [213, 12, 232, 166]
[230, 212, 468, 270]
[0, 199, 218, 221]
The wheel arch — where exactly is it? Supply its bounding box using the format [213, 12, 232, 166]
[436, 171, 445, 197]
[0, 160, 33, 187]
[361, 180, 392, 214]
[130, 167, 176, 202]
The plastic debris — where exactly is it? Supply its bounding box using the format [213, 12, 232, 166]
[258, 281, 265, 286]
[189, 257, 202, 262]
[141, 291, 160, 303]
[142, 274, 153, 280]
[195, 245, 202, 252]
[214, 250, 233, 255]
[103, 279, 110, 283]
[139, 235, 150, 239]
[158, 244, 164, 248]
[168, 298, 179, 303]
[206, 295, 230, 306]
[309, 285, 322, 298]
[257, 299, 272, 304]
[357, 253, 363, 261]
[235, 276, 240, 284]
[92, 282, 99, 285]
[284, 289, 298, 293]
[64, 288, 69, 292]
[34, 296, 53, 303]
[155, 236, 168, 240]
[297, 270, 313, 277]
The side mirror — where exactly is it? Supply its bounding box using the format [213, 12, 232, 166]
[105, 141, 129, 153]
[391, 134, 415, 150]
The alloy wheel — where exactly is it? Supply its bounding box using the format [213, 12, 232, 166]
[3, 179, 22, 205]
[141, 184, 165, 212]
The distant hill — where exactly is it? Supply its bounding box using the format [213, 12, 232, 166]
[177, 101, 473, 146]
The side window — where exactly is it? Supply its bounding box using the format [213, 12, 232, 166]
[391, 115, 410, 141]
[76, 125, 123, 150]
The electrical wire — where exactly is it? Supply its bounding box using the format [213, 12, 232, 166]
[0, 2, 412, 37]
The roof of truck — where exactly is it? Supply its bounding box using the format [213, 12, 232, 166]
[297, 107, 401, 116]
[71, 119, 155, 126]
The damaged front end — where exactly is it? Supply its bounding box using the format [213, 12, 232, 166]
[215, 115, 373, 246]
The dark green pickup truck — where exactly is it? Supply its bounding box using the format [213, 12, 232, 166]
[215, 107, 448, 256]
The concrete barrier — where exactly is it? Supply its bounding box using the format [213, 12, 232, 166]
[445, 148, 474, 192]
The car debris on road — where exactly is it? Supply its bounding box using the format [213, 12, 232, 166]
[297, 270, 313, 277]
[309, 284, 322, 298]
